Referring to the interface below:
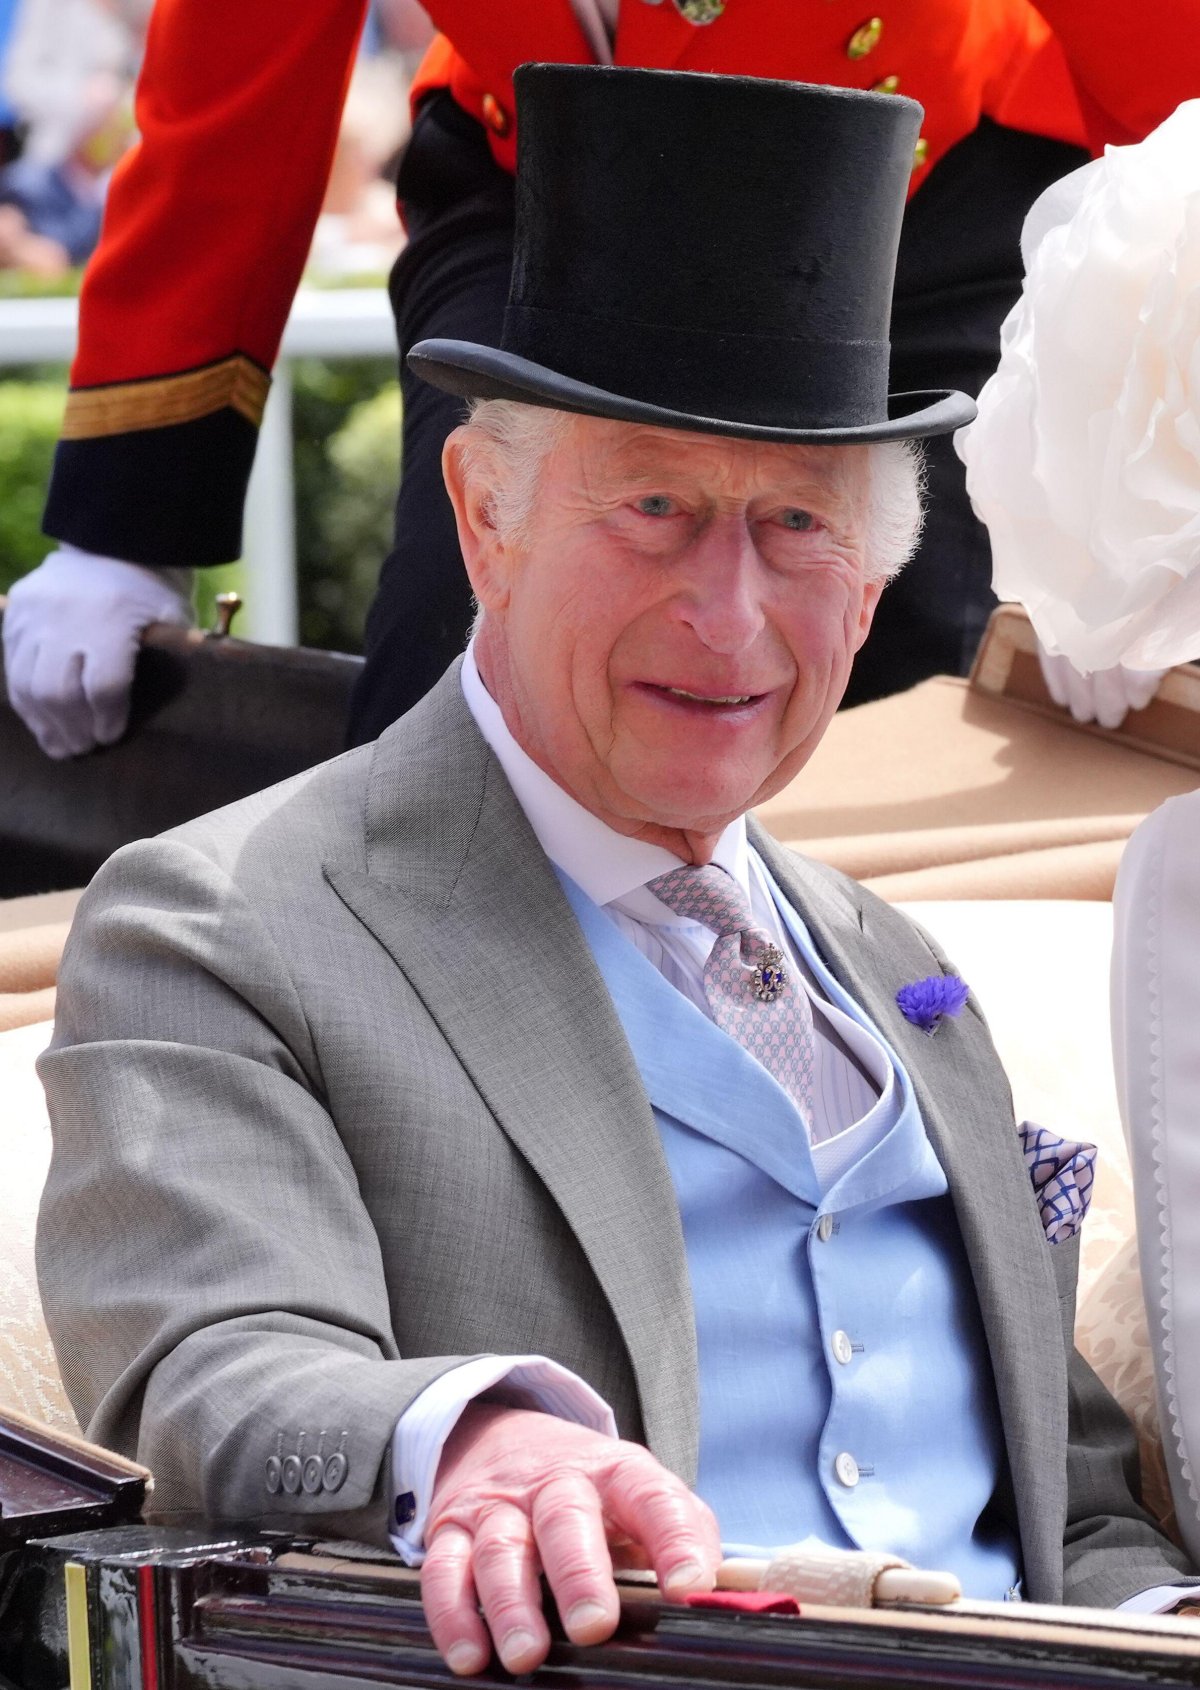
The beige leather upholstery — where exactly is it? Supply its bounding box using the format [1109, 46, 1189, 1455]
[1, 1017, 77, 1431]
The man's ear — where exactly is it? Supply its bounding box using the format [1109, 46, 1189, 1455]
[442, 426, 513, 614]
[854, 576, 885, 651]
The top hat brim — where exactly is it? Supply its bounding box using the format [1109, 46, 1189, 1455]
[409, 339, 977, 445]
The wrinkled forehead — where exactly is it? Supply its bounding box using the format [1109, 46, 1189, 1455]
[564, 414, 872, 504]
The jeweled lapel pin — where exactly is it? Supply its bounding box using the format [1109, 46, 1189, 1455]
[896, 973, 969, 1035]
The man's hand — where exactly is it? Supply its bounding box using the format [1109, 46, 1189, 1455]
[421, 1403, 721, 1676]
[1037, 647, 1166, 730]
[3, 546, 194, 757]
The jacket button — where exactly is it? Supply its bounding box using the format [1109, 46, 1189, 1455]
[846, 17, 883, 59]
[302, 1455, 324, 1494]
[265, 1455, 282, 1495]
[835, 1451, 861, 1487]
[872, 73, 900, 94]
[323, 1451, 349, 1493]
[481, 94, 511, 138]
[831, 1329, 854, 1366]
[912, 137, 930, 171]
[281, 1454, 302, 1495]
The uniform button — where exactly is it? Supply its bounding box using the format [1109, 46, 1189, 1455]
[323, 1451, 348, 1493]
[817, 1213, 835, 1243]
[846, 16, 883, 59]
[912, 137, 930, 171]
[281, 1454, 302, 1495]
[265, 1455, 282, 1495]
[872, 73, 900, 94]
[831, 1329, 854, 1366]
[674, 0, 726, 19]
[834, 1451, 861, 1488]
[481, 94, 511, 138]
[302, 1455, 324, 1494]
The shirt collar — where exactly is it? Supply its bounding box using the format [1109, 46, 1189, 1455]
[460, 640, 749, 911]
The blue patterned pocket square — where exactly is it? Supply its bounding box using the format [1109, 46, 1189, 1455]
[1017, 1121, 1097, 1244]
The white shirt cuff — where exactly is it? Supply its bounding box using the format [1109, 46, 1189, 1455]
[388, 1355, 618, 1564]
[1117, 1583, 1197, 1614]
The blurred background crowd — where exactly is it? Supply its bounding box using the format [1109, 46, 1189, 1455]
[0, 0, 434, 278]
[0, 0, 431, 652]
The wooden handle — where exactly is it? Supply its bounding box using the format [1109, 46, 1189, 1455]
[716, 1557, 961, 1607]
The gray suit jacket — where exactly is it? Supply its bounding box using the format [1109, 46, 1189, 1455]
[37, 662, 1192, 1605]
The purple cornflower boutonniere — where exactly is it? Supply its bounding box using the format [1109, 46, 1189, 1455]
[896, 973, 970, 1035]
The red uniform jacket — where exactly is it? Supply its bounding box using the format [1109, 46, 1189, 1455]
[43, 0, 1200, 567]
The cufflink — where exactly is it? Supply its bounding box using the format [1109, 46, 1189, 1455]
[395, 1491, 417, 1528]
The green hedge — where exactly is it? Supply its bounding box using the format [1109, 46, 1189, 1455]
[0, 359, 402, 654]
[0, 381, 64, 596]
[291, 357, 400, 653]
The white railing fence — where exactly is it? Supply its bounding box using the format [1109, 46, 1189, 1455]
[0, 289, 397, 645]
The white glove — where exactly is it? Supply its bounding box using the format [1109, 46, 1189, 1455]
[3, 545, 194, 758]
[1037, 646, 1166, 731]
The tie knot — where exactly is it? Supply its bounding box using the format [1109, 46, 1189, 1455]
[647, 863, 797, 1024]
[648, 864, 756, 940]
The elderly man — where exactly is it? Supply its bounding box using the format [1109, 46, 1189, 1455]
[37, 64, 1194, 1678]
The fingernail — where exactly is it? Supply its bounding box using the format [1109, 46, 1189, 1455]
[565, 1599, 610, 1638]
[446, 1642, 487, 1676]
[499, 1629, 538, 1671]
[663, 1559, 704, 1593]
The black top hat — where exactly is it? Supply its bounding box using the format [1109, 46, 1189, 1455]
[410, 64, 975, 443]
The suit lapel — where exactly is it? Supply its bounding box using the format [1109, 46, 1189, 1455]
[750, 821, 1067, 1597]
[325, 668, 699, 1481]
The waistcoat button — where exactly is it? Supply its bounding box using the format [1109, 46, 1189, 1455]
[834, 1451, 861, 1487]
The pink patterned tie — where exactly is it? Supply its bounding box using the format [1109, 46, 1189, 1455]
[648, 864, 816, 1125]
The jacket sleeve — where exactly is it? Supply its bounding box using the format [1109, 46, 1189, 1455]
[1046, 1235, 1199, 1604]
[1031, 0, 1200, 148]
[36, 834, 470, 1544]
[43, 0, 368, 568]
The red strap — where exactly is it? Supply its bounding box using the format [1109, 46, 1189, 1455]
[683, 1591, 801, 1616]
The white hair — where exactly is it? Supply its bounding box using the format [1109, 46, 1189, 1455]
[864, 435, 926, 584]
[459, 397, 925, 596]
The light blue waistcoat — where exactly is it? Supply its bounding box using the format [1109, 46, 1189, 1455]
[558, 869, 1022, 1600]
